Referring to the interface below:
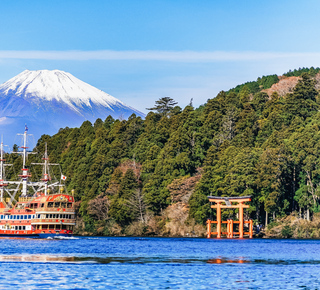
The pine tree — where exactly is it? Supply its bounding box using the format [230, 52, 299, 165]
[147, 97, 178, 116]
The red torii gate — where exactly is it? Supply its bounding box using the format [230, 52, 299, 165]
[207, 196, 253, 239]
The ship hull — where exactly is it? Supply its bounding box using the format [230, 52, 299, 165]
[0, 233, 38, 238]
[0, 233, 73, 238]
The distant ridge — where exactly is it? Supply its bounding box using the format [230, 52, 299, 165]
[0, 70, 145, 146]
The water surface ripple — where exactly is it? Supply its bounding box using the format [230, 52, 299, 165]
[0, 237, 319, 289]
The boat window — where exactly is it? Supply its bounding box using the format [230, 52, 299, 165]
[17, 215, 20, 220]
[61, 202, 66, 208]
[49, 214, 52, 218]
[22, 226, 25, 230]
[49, 225, 54, 229]
[67, 203, 72, 208]
[48, 202, 53, 208]
[41, 203, 44, 208]
[37, 214, 40, 218]
[28, 215, 31, 219]
[56, 225, 61, 230]
[62, 214, 65, 218]
[42, 225, 48, 230]
[0, 215, 2, 219]
[62, 225, 67, 229]
[54, 202, 60, 208]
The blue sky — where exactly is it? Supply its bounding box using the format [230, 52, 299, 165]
[1, 0, 320, 112]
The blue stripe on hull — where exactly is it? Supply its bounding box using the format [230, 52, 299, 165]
[37, 233, 73, 239]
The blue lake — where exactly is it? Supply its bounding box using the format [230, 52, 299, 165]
[0, 237, 319, 289]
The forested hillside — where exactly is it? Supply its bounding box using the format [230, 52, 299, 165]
[6, 67, 320, 236]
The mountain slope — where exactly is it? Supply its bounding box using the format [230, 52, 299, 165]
[0, 70, 145, 146]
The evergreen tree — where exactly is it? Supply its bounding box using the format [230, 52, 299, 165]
[147, 97, 178, 116]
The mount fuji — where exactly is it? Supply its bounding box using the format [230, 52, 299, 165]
[0, 70, 145, 147]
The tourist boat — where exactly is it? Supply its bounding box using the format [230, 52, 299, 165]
[0, 127, 75, 238]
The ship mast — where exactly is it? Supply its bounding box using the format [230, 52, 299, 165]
[41, 143, 50, 195]
[17, 125, 32, 196]
[31, 142, 62, 196]
[0, 139, 8, 201]
[7, 126, 62, 200]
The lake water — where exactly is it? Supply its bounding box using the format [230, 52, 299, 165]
[0, 237, 319, 289]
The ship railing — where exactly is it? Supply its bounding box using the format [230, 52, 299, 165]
[41, 207, 74, 211]
[31, 218, 75, 224]
[18, 197, 35, 203]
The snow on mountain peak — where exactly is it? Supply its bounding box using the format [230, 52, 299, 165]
[0, 69, 125, 112]
[0, 69, 145, 146]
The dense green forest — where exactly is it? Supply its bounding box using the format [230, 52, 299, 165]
[5, 67, 320, 237]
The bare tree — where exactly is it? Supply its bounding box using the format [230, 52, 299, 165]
[127, 189, 148, 223]
[217, 108, 236, 144]
[88, 193, 110, 220]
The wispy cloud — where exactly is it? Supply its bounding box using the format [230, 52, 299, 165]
[0, 50, 319, 62]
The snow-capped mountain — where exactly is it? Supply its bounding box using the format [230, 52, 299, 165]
[0, 70, 145, 147]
